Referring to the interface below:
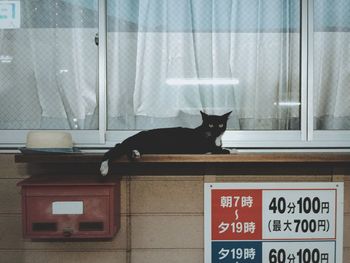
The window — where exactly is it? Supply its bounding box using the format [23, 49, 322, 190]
[0, 0, 349, 148]
[0, 0, 99, 130]
[107, 0, 301, 131]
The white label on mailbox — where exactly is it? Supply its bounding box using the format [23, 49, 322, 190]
[52, 201, 83, 215]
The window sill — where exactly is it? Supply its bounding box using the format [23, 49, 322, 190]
[14, 152, 350, 164]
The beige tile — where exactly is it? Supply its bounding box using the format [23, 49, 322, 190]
[19, 251, 126, 263]
[332, 175, 345, 182]
[0, 250, 25, 263]
[345, 182, 350, 213]
[344, 214, 350, 248]
[0, 215, 128, 250]
[0, 215, 24, 249]
[131, 249, 203, 263]
[215, 175, 332, 182]
[131, 180, 203, 214]
[130, 175, 203, 181]
[344, 248, 350, 263]
[0, 154, 29, 179]
[0, 179, 22, 213]
[120, 180, 127, 214]
[131, 215, 203, 249]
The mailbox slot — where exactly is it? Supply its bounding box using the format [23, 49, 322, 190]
[32, 222, 57, 232]
[79, 222, 104, 231]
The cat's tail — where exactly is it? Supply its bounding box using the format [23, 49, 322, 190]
[100, 143, 126, 176]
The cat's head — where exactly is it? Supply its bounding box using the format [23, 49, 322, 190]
[200, 111, 231, 137]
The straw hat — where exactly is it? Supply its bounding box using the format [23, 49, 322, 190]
[20, 131, 77, 153]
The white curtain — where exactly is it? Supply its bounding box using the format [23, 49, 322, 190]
[108, 0, 301, 130]
[2, 0, 348, 131]
[313, 0, 350, 130]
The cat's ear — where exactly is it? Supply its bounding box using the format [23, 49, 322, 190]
[200, 111, 208, 120]
[222, 111, 232, 119]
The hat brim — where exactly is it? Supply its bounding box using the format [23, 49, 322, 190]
[19, 147, 81, 154]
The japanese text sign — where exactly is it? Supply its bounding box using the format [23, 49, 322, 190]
[204, 183, 343, 263]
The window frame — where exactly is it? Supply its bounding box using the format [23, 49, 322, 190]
[1, 0, 350, 150]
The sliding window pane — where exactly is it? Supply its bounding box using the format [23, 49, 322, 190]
[0, 0, 98, 129]
[107, 0, 300, 130]
[313, 0, 350, 130]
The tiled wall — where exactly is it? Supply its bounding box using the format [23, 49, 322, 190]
[0, 154, 348, 263]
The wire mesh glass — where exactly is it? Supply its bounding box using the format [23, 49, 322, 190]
[107, 0, 301, 130]
[0, 0, 99, 130]
[313, 0, 350, 130]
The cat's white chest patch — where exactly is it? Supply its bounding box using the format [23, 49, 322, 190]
[215, 135, 223, 147]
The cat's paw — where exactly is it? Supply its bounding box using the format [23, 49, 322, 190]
[100, 160, 109, 176]
[221, 148, 231, 154]
[212, 147, 231, 154]
[131, 149, 141, 159]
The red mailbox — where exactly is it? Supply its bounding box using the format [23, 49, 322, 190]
[18, 176, 120, 240]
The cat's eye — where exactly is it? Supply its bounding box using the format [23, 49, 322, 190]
[209, 124, 214, 128]
[219, 124, 224, 128]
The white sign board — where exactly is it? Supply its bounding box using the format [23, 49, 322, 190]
[0, 1, 20, 29]
[204, 182, 343, 263]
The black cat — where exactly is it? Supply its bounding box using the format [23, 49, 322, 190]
[100, 111, 232, 176]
